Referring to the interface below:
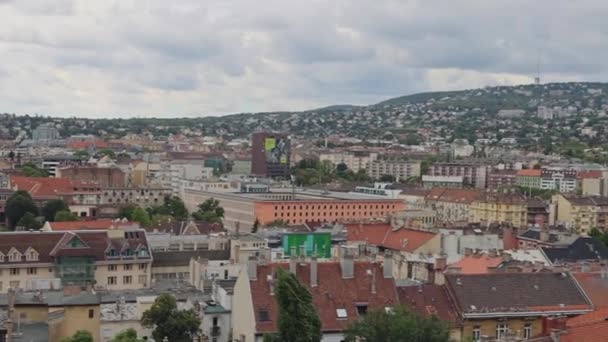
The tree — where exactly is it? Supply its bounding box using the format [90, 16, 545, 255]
[252, 218, 260, 233]
[150, 196, 188, 220]
[379, 174, 396, 182]
[119, 205, 137, 220]
[274, 268, 321, 342]
[42, 199, 70, 222]
[6, 190, 39, 229]
[343, 306, 449, 342]
[17, 212, 42, 230]
[336, 162, 348, 173]
[192, 198, 224, 224]
[111, 329, 144, 342]
[141, 294, 201, 342]
[54, 210, 78, 222]
[131, 207, 151, 227]
[19, 162, 49, 177]
[97, 148, 116, 159]
[61, 330, 93, 342]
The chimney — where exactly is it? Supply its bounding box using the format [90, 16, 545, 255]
[434, 256, 447, 270]
[290, 247, 297, 275]
[311, 256, 318, 287]
[299, 245, 306, 262]
[540, 230, 549, 242]
[234, 244, 241, 264]
[543, 316, 567, 340]
[340, 246, 354, 279]
[247, 256, 258, 280]
[383, 251, 393, 278]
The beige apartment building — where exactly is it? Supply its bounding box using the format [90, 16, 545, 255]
[0, 229, 153, 293]
[552, 193, 608, 234]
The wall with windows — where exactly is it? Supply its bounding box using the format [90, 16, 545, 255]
[462, 317, 541, 342]
[94, 262, 151, 290]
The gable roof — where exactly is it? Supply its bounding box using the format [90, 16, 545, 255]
[573, 272, 608, 308]
[397, 285, 458, 326]
[561, 307, 608, 342]
[0, 230, 151, 264]
[345, 224, 437, 252]
[251, 262, 398, 334]
[448, 254, 503, 274]
[542, 237, 608, 263]
[445, 273, 592, 317]
[425, 188, 482, 204]
[10, 176, 98, 199]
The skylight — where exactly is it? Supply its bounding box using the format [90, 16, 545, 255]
[336, 308, 348, 319]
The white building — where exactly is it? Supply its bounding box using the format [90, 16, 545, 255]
[319, 151, 377, 172]
[367, 160, 421, 181]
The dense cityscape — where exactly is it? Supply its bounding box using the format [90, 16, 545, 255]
[0, 81, 607, 341]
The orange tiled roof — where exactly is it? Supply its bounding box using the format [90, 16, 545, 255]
[10, 176, 95, 198]
[48, 219, 137, 231]
[578, 170, 603, 179]
[346, 223, 437, 253]
[448, 254, 503, 274]
[573, 272, 608, 308]
[561, 308, 608, 342]
[516, 169, 542, 177]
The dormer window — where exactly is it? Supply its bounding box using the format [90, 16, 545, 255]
[0, 253, 4, 262]
[138, 249, 149, 257]
[123, 248, 133, 256]
[25, 248, 38, 262]
[107, 249, 118, 257]
[8, 248, 22, 263]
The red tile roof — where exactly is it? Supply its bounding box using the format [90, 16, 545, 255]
[397, 285, 458, 326]
[251, 262, 399, 334]
[448, 254, 503, 274]
[345, 224, 437, 252]
[516, 169, 542, 177]
[425, 188, 482, 204]
[573, 272, 608, 308]
[10, 176, 98, 199]
[47, 219, 138, 231]
[578, 170, 603, 179]
[561, 308, 608, 342]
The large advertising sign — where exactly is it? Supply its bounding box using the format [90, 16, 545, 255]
[264, 137, 288, 164]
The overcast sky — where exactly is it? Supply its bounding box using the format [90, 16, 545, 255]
[1, 0, 606, 118]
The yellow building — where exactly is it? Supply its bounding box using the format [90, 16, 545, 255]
[445, 273, 593, 341]
[0, 229, 152, 293]
[552, 193, 608, 234]
[469, 192, 527, 227]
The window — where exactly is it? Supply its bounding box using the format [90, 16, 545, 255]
[88, 309, 94, 319]
[472, 326, 481, 341]
[123, 275, 132, 284]
[27, 268, 37, 275]
[524, 323, 532, 339]
[138, 275, 147, 285]
[139, 264, 147, 271]
[336, 308, 348, 319]
[108, 265, 117, 271]
[258, 309, 270, 322]
[9, 252, 21, 262]
[10, 268, 19, 276]
[212, 316, 218, 326]
[107, 276, 117, 285]
[107, 249, 118, 257]
[124, 264, 132, 271]
[496, 323, 508, 339]
[356, 304, 368, 316]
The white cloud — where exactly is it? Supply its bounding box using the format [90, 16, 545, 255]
[0, 0, 606, 117]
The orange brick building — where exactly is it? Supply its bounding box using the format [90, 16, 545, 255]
[184, 189, 405, 231]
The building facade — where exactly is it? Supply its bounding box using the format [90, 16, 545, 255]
[541, 168, 577, 193]
[57, 166, 126, 188]
[319, 151, 377, 172]
[469, 193, 528, 228]
[427, 163, 488, 188]
[486, 170, 517, 189]
[251, 132, 290, 178]
[100, 187, 172, 207]
[367, 160, 421, 181]
[552, 194, 608, 234]
[516, 169, 542, 189]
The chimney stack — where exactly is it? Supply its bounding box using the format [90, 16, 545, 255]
[290, 247, 297, 275]
[299, 245, 306, 262]
[340, 246, 354, 279]
[311, 256, 318, 287]
[383, 251, 393, 278]
[247, 256, 258, 280]
[434, 256, 447, 270]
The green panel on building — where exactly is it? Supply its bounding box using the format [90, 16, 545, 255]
[56, 256, 95, 285]
[282, 233, 331, 258]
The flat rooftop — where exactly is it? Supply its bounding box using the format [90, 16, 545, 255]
[186, 187, 402, 202]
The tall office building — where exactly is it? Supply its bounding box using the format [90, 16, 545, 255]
[251, 132, 290, 178]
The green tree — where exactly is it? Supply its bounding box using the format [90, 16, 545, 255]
[54, 210, 78, 222]
[119, 205, 137, 220]
[150, 196, 188, 220]
[42, 199, 70, 222]
[336, 162, 348, 173]
[17, 212, 42, 230]
[111, 329, 144, 342]
[97, 148, 116, 159]
[19, 162, 49, 177]
[275, 268, 321, 342]
[192, 198, 224, 224]
[61, 330, 93, 342]
[141, 294, 201, 342]
[6, 190, 39, 229]
[344, 306, 449, 342]
[404, 133, 421, 145]
[131, 207, 151, 227]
